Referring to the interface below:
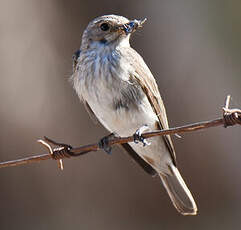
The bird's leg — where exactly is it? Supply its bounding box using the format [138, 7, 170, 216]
[133, 125, 151, 147]
[98, 133, 116, 154]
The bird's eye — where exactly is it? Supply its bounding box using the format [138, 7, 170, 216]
[100, 23, 110, 31]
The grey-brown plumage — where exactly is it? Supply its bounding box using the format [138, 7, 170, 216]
[72, 14, 197, 215]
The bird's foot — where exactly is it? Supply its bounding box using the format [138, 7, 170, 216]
[133, 125, 151, 147]
[98, 133, 115, 154]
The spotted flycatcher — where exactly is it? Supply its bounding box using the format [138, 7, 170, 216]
[72, 15, 197, 215]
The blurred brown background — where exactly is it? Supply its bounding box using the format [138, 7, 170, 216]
[0, 0, 241, 229]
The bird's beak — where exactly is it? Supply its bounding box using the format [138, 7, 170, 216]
[121, 18, 147, 35]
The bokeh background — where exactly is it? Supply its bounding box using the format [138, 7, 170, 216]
[0, 0, 241, 229]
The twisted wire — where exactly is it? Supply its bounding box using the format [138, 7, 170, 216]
[223, 110, 241, 127]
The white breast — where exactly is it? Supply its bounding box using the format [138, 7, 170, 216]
[74, 47, 158, 136]
[73, 46, 172, 173]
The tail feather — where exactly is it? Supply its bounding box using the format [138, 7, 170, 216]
[159, 164, 197, 215]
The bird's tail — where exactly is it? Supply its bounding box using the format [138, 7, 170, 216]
[159, 164, 197, 215]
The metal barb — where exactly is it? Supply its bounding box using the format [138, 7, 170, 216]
[38, 139, 64, 170]
[222, 95, 241, 127]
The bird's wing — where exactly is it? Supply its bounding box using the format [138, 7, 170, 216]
[124, 47, 176, 165]
[120, 143, 157, 176]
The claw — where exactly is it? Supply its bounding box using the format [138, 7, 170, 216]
[98, 133, 115, 154]
[133, 125, 151, 147]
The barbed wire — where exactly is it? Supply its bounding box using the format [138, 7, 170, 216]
[0, 95, 240, 170]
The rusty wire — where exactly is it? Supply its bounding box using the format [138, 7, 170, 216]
[0, 95, 240, 170]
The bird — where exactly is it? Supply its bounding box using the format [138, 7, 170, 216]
[71, 14, 197, 215]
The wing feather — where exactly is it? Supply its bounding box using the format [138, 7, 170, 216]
[124, 48, 176, 165]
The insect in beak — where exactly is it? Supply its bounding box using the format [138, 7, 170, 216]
[121, 18, 147, 34]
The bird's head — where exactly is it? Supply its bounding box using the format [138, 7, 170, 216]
[81, 14, 146, 50]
